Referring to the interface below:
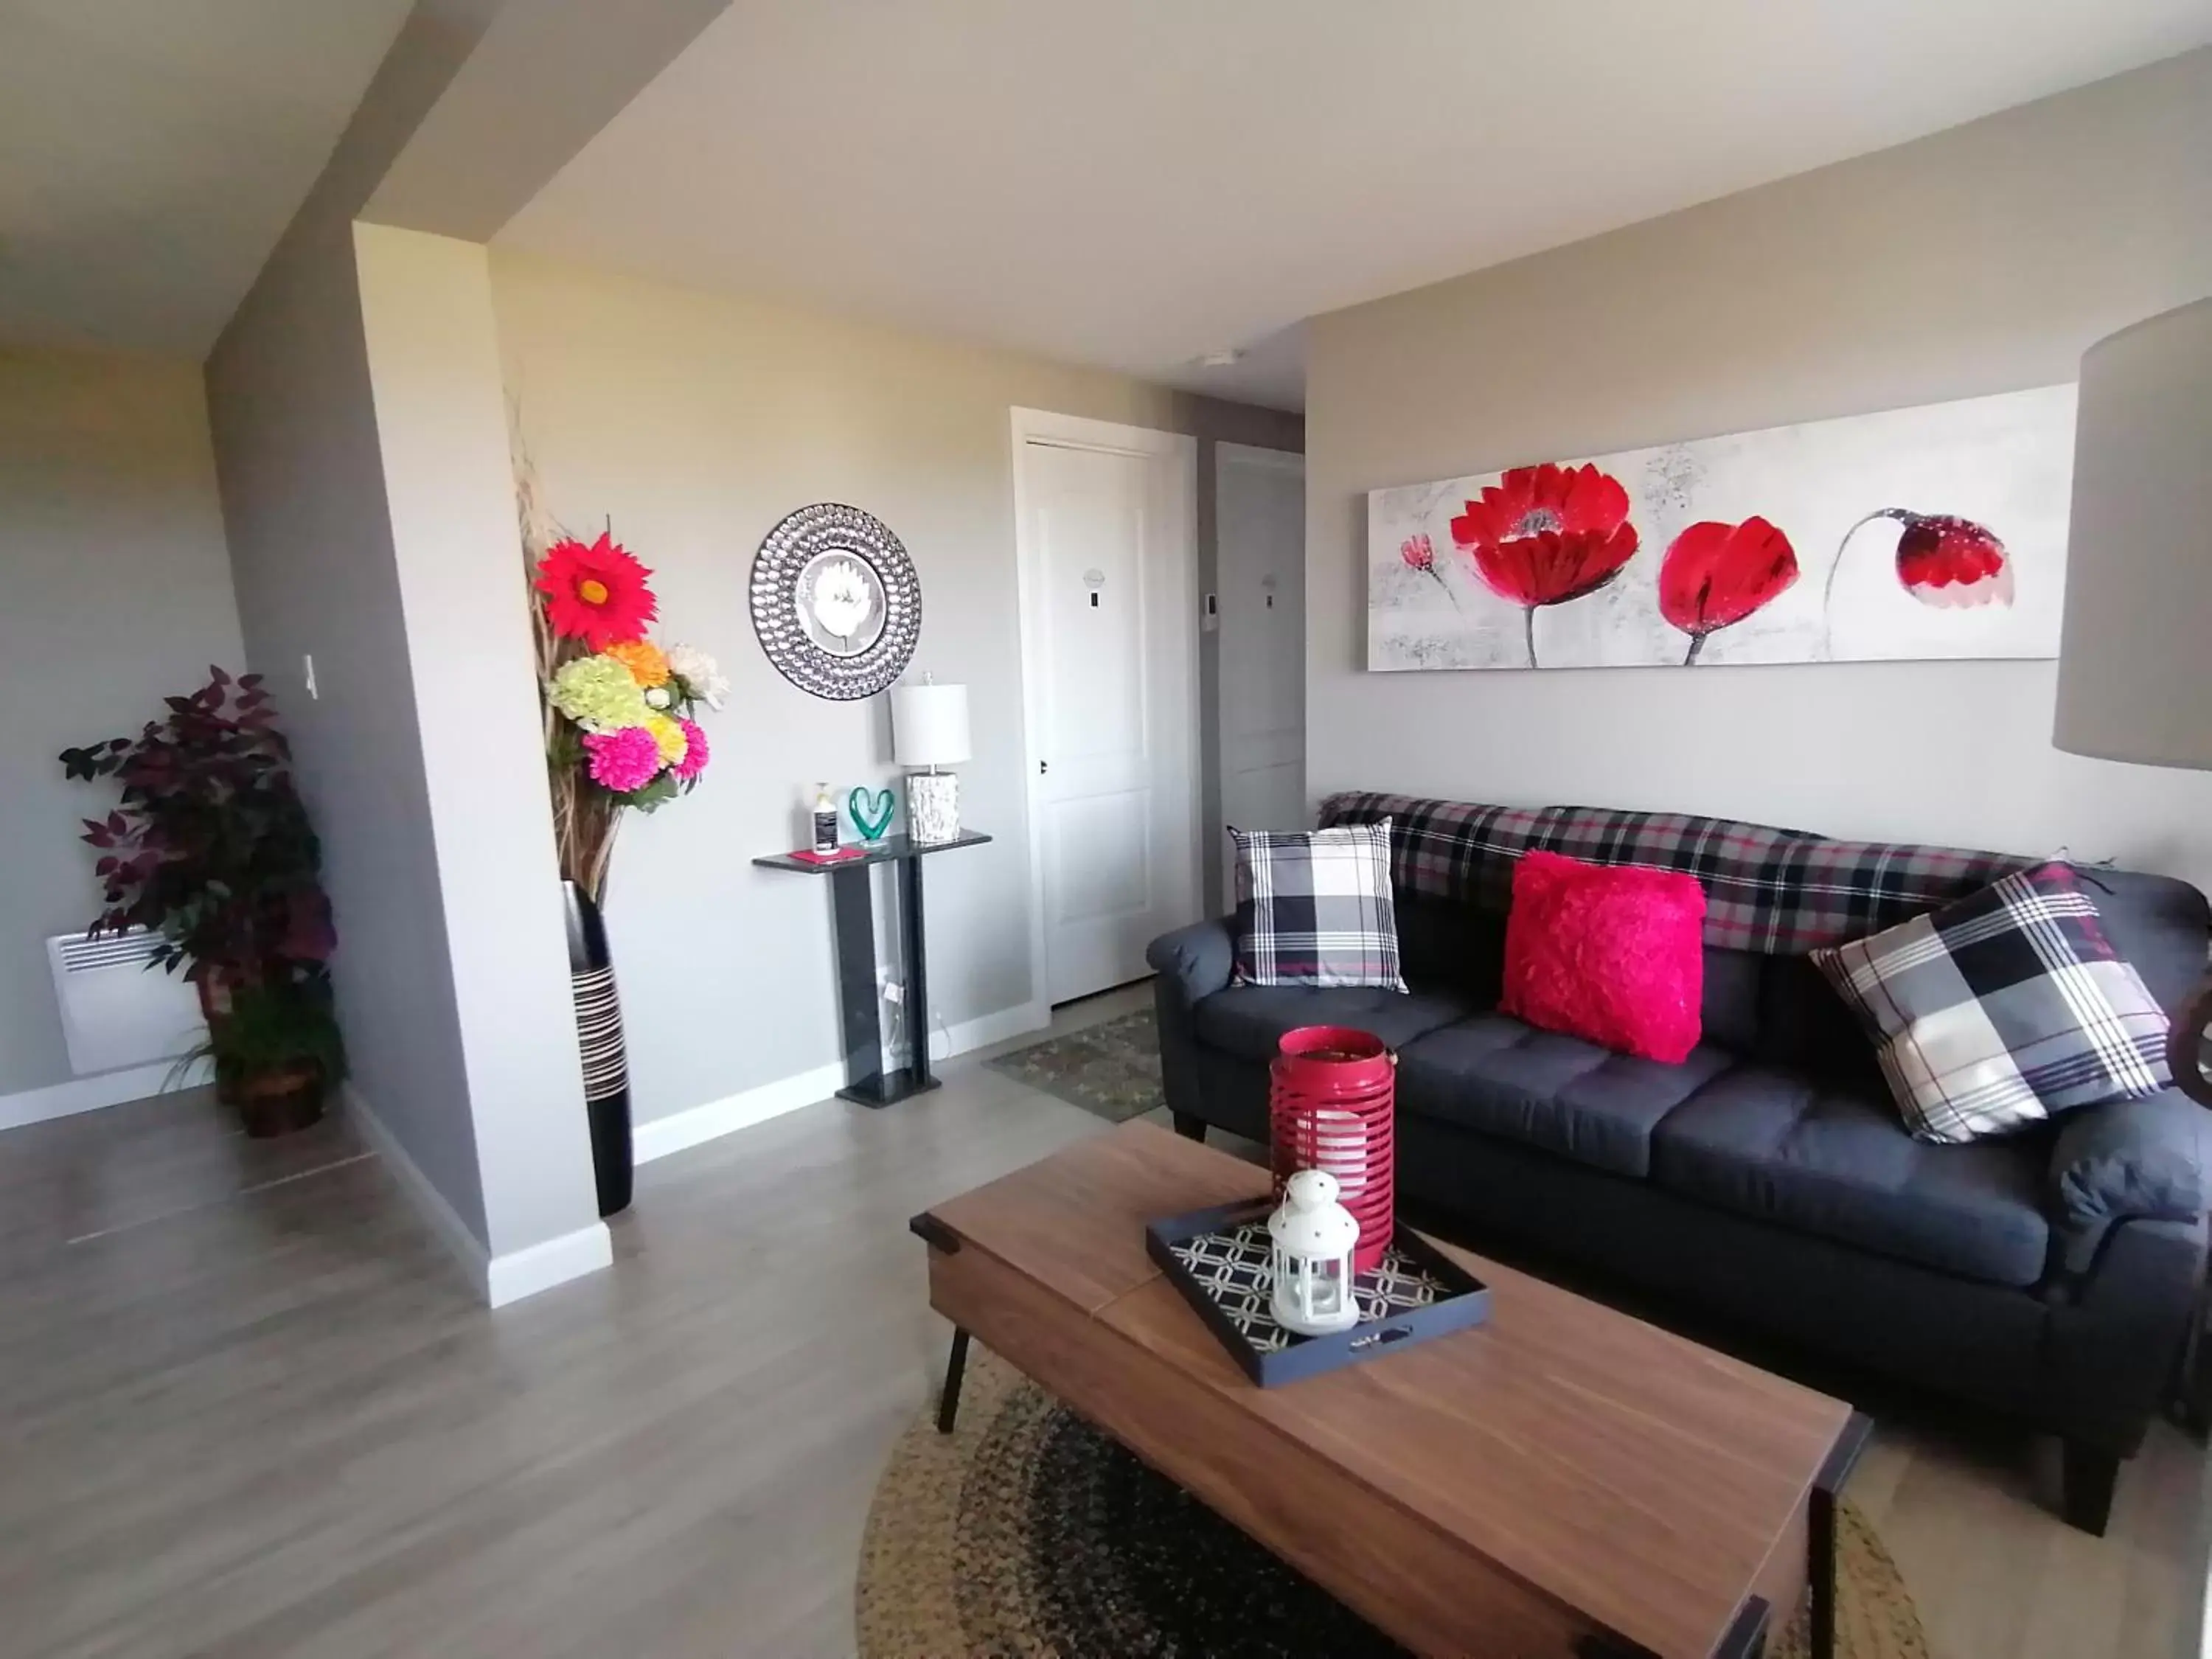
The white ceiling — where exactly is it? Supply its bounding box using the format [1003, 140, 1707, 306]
[502, 1, 2212, 410]
[0, 0, 412, 356]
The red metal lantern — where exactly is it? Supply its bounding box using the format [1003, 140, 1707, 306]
[1268, 1025, 1395, 1273]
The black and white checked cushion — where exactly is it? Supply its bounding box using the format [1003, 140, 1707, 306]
[1812, 862, 2171, 1144]
[1230, 821, 1406, 990]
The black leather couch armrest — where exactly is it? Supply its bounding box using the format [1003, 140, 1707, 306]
[1147, 919, 1236, 1008]
[2048, 1092, 2211, 1276]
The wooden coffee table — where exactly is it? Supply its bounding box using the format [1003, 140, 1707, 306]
[910, 1120, 1867, 1659]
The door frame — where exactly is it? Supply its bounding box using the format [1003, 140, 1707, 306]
[1009, 406, 1201, 1009]
[1212, 440, 1307, 904]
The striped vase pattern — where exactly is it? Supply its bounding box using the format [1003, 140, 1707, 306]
[563, 880, 633, 1217]
[571, 964, 627, 1102]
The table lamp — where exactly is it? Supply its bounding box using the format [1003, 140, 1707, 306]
[893, 678, 970, 845]
[2053, 296, 2212, 1105]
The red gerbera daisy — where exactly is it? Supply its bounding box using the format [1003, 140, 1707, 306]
[535, 533, 658, 650]
[1448, 462, 1640, 666]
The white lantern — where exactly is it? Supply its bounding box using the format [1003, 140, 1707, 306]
[1267, 1169, 1362, 1336]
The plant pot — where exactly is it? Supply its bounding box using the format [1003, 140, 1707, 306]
[563, 880, 633, 1217]
[197, 980, 246, 1105]
[237, 1062, 325, 1138]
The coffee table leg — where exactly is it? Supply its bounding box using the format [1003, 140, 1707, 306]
[937, 1327, 971, 1435]
[1811, 1413, 1874, 1659]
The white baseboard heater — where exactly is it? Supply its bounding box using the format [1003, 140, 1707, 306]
[45, 930, 205, 1077]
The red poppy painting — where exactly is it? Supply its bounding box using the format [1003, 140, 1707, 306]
[1893, 513, 2014, 608]
[1366, 383, 2071, 671]
[1659, 517, 1799, 664]
[1447, 462, 1639, 666]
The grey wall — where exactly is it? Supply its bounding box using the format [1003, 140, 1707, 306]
[203, 8, 501, 1242]
[489, 248, 1298, 1123]
[1307, 49, 2212, 894]
[351, 223, 598, 1255]
[0, 346, 246, 1097]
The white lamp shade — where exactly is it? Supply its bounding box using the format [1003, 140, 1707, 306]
[892, 681, 971, 768]
[2053, 297, 2212, 770]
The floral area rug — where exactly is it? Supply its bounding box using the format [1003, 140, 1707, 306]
[984, 1009, 1164, 1123]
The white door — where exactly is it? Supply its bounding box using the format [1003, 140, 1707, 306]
[1217, 444, 1307, 901]
[1015, 411, 1199, 1006]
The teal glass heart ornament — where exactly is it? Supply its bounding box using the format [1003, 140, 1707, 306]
[849, 785, 896, 843]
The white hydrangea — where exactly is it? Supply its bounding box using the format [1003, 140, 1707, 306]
[667, 643, 729, 711]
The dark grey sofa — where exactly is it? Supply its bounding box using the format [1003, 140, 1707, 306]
[1150, 796, 2212, 1534]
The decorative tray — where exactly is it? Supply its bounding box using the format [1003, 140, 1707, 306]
[1144, 1197, 1491, 1388]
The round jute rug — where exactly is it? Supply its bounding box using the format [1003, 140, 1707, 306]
[857, 1347, 1930, 1659]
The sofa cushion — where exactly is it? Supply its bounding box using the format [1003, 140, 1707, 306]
[1811, 861, 2171, 1144]
[1191, 984, 1470, 1066]
[1500, 850, 1706, 1062]
[1396, 1015, 1735, 1178]
[1649, 1065, 2051, 1287]
[1229, 821, 1406, 990]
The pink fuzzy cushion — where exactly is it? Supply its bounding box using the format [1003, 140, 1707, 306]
[1500, 850, 1706, 1064]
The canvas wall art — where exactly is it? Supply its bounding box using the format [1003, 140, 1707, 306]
[1366, 384, 2076, 671]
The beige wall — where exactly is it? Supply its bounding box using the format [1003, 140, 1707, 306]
[1306, 49, 2212, 892]
[490, 248, 1293, 1121]
[0, 346, 246, 1098]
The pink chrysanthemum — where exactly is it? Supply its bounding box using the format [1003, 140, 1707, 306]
[672, 718, 710, 782]
[582, 726, 663, 793]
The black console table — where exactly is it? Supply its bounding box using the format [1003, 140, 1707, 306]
[753, 830, 991, 1107]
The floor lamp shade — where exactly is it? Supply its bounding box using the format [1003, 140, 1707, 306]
[2053, 297, 2212, 770]
[894, 682, 970, 844]
[2052, 296, 2212, 1108]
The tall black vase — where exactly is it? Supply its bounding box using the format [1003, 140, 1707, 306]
[562, 880, 633, 1217]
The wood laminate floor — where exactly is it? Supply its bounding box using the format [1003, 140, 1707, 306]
[1, 984, 2205, 1658]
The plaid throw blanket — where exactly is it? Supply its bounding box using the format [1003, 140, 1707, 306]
[1318, 792, 2030, 956]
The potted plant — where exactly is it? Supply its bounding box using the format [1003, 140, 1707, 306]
[58, 667, 344, 1136]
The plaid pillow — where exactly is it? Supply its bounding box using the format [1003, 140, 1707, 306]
[1231, 821, 1406, 990]
[1812, 862, 2171, 1144]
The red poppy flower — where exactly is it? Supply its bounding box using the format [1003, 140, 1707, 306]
[1450, 463, 1639, 666]
[535, 533, 658, 650]
[1451, 462, 1640, 605]
[1658, 516, 1799, 664]
[1893, 513, 2013, 608]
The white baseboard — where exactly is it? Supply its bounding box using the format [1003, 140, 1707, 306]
[927, 998, 1052, 1063]
[631, 1059, 847, 1164]
[343, 1082, 490, 1287]
[634, 997, 1052, 1166]
[0, 1057, 210, 1134]
[484, 1220, 614, 1308]
[343, 1082, 612, 1308]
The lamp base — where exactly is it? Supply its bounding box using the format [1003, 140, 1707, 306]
[908, 771, 961, 844]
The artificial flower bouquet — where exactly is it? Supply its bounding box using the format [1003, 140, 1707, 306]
[528, 529, 728, 898]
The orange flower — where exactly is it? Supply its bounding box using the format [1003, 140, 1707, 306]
[604, 640, 669, 686]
